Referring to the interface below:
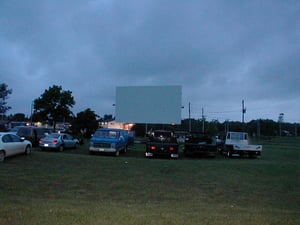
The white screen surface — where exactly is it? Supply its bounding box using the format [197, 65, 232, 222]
[115, 86, 182, 124]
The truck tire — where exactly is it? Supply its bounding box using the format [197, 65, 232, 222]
[226, 146, 233, 158]
[227, 150, 231, 157]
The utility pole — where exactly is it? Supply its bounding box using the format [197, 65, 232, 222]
[188, 102, 191, 132]
[242, 100, 246, 131]
[257, 119, 260, 138]
[202, 107, 205, 133]
[225, 120, 229, 133]
[242, 100, 246, 123]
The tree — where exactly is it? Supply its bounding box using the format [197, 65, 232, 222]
[0, 83, 13, 120]
[71, 108, 99, 138]
[33, 85, 75, 131]
[11, 113, 26, 121]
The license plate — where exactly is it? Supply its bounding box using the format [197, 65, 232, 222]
[44, 144, 49, 147]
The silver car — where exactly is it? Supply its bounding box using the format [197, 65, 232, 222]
[0, 132, 32, 162]
[39, 133, 79, 152]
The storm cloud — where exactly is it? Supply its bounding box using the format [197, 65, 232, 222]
[1, 0, 299, 122]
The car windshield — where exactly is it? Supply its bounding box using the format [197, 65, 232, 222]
[10, 126, 23, 132]
[154, 131, 172, 137]
[46, 133, 60, 139]
[94, 130, 119, 138]
[18, 128, 31, 136]
[228, 132, 247, 140]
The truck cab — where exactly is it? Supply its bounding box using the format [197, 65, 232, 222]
[223, 131, 262, 158]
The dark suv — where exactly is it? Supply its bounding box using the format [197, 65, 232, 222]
[17, 126, 50, 147]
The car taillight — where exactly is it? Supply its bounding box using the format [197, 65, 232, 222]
[150, 146, 156, 151]
[52, 140, 58, 144]
[39, 139, 43, 143]
[169, 146, 175, 151]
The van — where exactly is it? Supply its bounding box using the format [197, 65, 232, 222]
[89, 128, 128, 156]
[17, 126, 50, 147]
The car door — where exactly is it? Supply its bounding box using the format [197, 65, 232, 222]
[9, 134, 25, 154]
[2, 134, 14, 157]
[62, 134, 72, 148]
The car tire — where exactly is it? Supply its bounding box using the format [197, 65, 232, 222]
[0, 150, 5, 162]
[59, 145, 64, 152]
[25, 145, 31, 155]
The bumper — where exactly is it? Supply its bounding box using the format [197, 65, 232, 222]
[39, 143, 60, 149]
[145, 151, 179, 158]
[89, 146, 117, 153]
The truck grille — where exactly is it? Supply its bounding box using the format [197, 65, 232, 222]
[94, 142, 111, 148]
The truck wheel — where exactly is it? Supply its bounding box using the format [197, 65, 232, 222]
[227, 150, 232, 158]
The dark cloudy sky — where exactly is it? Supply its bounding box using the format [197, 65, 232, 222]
[1, 0, 299, 123]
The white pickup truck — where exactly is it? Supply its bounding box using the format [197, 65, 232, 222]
[222, 132, 262, 158]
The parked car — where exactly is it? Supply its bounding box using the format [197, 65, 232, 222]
[16, 126, 50, 147]
[0, 132, 32, 162]
[8, 126, 25, 135]
[39, 133, 79, 152]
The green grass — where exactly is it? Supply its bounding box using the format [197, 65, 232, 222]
[0, 137, 299, 225]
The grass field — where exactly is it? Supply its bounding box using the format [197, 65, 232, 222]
[0, 137, 299, 225]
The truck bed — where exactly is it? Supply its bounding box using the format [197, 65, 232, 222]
[184, 142, 217, 157]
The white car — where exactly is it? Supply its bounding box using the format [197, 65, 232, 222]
[0, 132, 32, 162]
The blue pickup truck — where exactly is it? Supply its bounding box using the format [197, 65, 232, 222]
[89, 128, 129, 156]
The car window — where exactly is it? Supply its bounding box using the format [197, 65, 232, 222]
[66, 134, 72, 140]
[48, 133, 60, 138]
[9, 134, 22, 142]
[2, 134, 12, 143]
[94, 130, 119, 138]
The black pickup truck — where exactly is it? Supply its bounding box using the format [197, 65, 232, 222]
[145, 130, 179, 159]
[183, 132, 218, 157]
